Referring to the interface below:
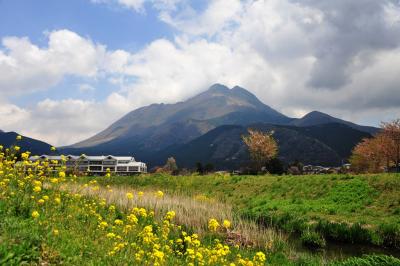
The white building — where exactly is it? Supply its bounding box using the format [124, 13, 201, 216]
[29, 154, 147, 174]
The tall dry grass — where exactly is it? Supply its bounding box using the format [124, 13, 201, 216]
[64, 183, 285, 249]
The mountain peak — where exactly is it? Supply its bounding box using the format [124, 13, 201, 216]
[303, 111, 332, 119]
[208, 83, 230, 92]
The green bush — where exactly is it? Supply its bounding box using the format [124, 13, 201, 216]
[330, 254, 400, 266]
[300, 231, 326, 249]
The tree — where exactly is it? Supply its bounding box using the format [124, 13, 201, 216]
[242, 129, 278, 173]
[196, 162, 204, 175]
[204, 163, 214, 174]
[265, 158, 285, 175]
[350, 119, 399, 173]
[162, 157, 178, 174]
[381, 119, 400, 172]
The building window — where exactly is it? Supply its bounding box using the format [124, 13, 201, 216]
[103, 160, 116, 165]
[128, 166, 139, 172]
[89, 161, 102, 165]
[89, 166, 102, 171]
[117, 166, 127, 172]
[79, 166, 88, 171]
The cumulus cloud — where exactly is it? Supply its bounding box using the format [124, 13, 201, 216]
[1, 0, 400, 146]
[0, 30, 107, 95]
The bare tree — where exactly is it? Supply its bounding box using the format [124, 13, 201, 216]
[163, 157, 178, 174]
[242, 129, 278, 172]
[382, 119, 400, 172]
[350, 118, 399, 173]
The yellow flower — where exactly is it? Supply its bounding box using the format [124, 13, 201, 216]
[14, 146, 20, 152]
[42, 195, 49, 201]
[31, 211, 39, 219]
[165, 211, 175, 221]
[16, 135, 22, 140]
[54, 197, 61, 204]
[51, 146, 56, 151]
[126, 192, 134, 199]
[58, 171, 66, 178]
[33, 186, 41, 193]
[38, 199, 45, 205]
[114, 219, 124, 226]
[21, 152, 29, 160]
[98, 221, 108, 229]
[106, 232, 116, 239]
[223, 219, 231, 229]
[155, 190, 164, 198]
[53, 229, 59, 236]
[127, 214, 138, 224]
[105, 173, 111, 178]
[138, 191, 144, 197]
[208, 218, 220, 232]
[50, 178, 59, 184]
[254, 251, 266, 262]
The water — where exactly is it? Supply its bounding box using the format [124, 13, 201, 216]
[289, 235, 400, 260]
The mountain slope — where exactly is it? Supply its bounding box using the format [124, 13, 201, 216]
[67, 84, 291, 151]
[292, 111, 379, 134]
[0, 131, 53, 155]
[61, 84, 378, 168]
[154, 123, 370, 169]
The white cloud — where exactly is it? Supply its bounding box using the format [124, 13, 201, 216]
[0, 98, 128, 146]
[78, 83, 96, 93]
[0, 30, 106, 96]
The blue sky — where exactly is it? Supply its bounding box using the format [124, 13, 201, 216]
[0, 0, 399, 145]
[1, 0, 174, 106]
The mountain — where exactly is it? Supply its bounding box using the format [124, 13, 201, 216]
[0, 131, 53, 155]
[291, 111, 379, 134]
[155, 123, 372, 169]
[62, 84, 377, 168]
[65, 84, 291, 153]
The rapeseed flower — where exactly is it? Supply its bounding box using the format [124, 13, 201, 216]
[223, 219, 231, 229]
[114, 219, 124, 226]
[31, 211, 39, 219]
[208, 218, 220, 232]
[126, 192, 134, 199]
[54, 197, 61, 204]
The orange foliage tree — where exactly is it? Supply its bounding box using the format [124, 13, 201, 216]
[242, 129, 278, 172]
[350, 119, 400, 173]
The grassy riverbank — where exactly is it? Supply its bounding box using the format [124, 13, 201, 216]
[88, 173, 400, 250]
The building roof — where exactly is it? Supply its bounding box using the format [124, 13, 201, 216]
[29, 154, 138, 162]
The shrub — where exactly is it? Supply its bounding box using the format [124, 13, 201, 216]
[300, 231, 326, 249]
[330, 254, 400, 266]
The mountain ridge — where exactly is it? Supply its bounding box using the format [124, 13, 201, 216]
[59, 84, 377, 168]
[0, 131, 53, 155]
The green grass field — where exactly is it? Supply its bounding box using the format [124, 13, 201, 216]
[2, 153, 400, 266]
[90, 173, 400, 249]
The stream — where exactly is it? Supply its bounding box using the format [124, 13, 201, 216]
[289, 235, 400, 260]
